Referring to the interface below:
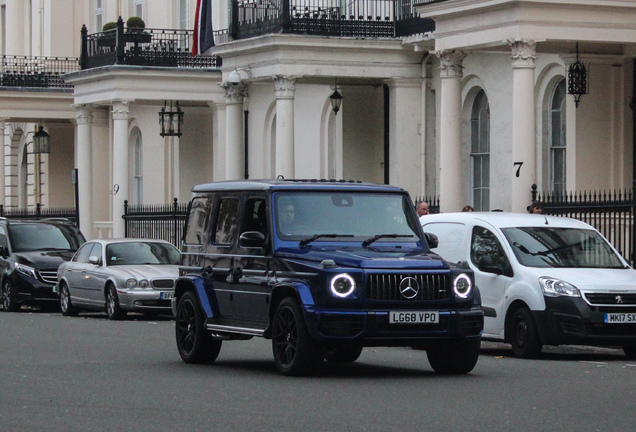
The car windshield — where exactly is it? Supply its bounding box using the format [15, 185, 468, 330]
[8, 223, 84, 253]
[106, 242, 180, 266]
[502, 226, 625, 268]
[274, 191, 421, 245]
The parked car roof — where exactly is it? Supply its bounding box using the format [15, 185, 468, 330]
[191, 179, 405, 193]
[421, 212, 592, 230]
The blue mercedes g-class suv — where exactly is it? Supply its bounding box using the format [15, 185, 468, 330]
[173, 180, 483, 375]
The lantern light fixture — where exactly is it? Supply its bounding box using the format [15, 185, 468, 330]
[567, 43, 588, 108]
[33, 125, 51, 154]
[159, 100, 184, 137]
[329, 82, 343, 115]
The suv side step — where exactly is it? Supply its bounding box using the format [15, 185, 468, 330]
[206, 324, 265, 338]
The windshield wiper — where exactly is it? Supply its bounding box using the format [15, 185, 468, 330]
[299, 233, 354, 247]
[362, 234, 413, 247]
[513, 241, 583, 257]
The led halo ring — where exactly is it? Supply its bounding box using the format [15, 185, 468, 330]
[453, 274, 472, 298]
[330, 273, 356, 298]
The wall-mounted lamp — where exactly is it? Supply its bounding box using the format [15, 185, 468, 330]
[159, 101, 184, 137]
[567, 43, 588, 108]
[329, 82, 343, 115]
[33, 125, 51, 154]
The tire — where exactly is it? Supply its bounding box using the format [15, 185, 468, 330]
[105, 285, 126, 320]
[1, 279, 20, 312]
[59, 283, 79, 317]
[324, 344, 363, 363]
[509, 307, 542, 359]
[175, 291, 221, 364]
[426, 337, 481, 374]
[623, 343, 636, 360]
[272, 297, 324, 376]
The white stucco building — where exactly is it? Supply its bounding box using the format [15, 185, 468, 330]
[0, 0, 634, 240]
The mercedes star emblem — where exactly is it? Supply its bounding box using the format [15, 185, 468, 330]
[399, 277, 420, 299]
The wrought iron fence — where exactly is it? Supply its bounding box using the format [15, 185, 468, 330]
[229, 0, 434, 40]
[123, 198, 189, 248]
[0, 55, 79, 89]
[0, 204, 78, 224]
[412, 195, 440, 214]
[531, 184, 636, 265]
[80, 18, 221, 70]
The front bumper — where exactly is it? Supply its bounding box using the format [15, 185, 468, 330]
[12, 274, 57, 304]
[534, 296, 636, 346]
[303, 306, 484, 346]
[116, 289, 174, 312]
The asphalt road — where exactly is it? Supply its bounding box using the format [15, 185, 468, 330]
[1, 309, 635, 432]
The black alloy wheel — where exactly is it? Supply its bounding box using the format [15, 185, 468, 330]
[175, 291, 221, 363]
[272, 297, 323, 376]
[1, 279, 20, 312]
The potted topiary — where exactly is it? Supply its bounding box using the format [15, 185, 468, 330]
[125, 16, 151, 44]
[98, 21, 118, 47]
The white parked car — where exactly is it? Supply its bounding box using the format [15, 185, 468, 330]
[57, 239, 180, 320]
[421, 212, 636, 359]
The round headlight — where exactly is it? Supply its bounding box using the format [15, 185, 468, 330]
[453, 274, 472, 298]
[330, 274, 356, 298]
[139, 279, 150, 289]
[125, 278, 137, 289]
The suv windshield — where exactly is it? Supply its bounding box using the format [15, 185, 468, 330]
[274, 192, 420, 244]
[106, 242, 180, 266]
[502, 226, 625, 268]
[8, 223, 84, 253]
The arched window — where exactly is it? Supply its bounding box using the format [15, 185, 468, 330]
[470, 90, 490, 211]
[133, 130, 143, 205]
[550, 79, 566, 194]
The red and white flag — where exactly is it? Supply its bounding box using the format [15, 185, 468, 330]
[192, 0, 214, 55]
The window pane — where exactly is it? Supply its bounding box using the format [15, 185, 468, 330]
[215, 198, 239, 245]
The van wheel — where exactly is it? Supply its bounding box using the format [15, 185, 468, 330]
[509, 307, 542, 358]
[426, 338, 481, 374]
[2, 280, 20, 312]
[175, 291, 221, 363]
[272, 297, 323, 376]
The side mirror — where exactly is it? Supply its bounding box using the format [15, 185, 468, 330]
[424, 232, 438, 249]
[239, 231, 266, 248]
[477, 255, 503, 275]
[88, 255, 100, 265]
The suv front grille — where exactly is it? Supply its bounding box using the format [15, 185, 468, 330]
[38, 269, 58, 285]
[366, 273, 450, 301]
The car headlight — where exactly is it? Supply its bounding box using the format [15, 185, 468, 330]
[453, 274, 472, 298]
[139, 279, 150, 289]
[539, 277, 581, 297]
[125, 278, 137, 289]
[15, 263, 37, 279]
[330, 274, 356, 298]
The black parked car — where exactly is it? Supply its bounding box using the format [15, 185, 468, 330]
[173, 179, 484, 376]
[0, 218, 85, 312]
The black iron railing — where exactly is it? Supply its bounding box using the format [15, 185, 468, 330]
[412, 194, 440, 214]
[532, 184, 636, 265]
[227, 0, 435, 40]
[123, 198, 189, 248]
[0, 55, 79, 89]
[0, 204, 78, 224]
[80, 17, 221, 70]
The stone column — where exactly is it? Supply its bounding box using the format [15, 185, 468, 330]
[273, 75, 297, 179]
[74, 105, 94, 238]
[436, 50, 466, 212]
[509, 39, 537, 213]
[111, 100, 131, 238]
[222, 83, 245, 180]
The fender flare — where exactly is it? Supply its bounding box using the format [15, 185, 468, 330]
[175, 274, 219, 319]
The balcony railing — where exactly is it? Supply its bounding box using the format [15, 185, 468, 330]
[0, 55, 79, 89]
[80, 17, 221, 70]
[226, 0, 435, 41]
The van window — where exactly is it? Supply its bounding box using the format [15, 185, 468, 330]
[471, 226, 510, 270]
[422, 222, 466, 263]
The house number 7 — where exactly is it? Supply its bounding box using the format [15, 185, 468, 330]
[514, 162, 523, 178]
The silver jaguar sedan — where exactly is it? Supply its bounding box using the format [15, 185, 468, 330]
[57, 238, 180, 319]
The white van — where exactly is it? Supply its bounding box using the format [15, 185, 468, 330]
[421, 212, 636, 358]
